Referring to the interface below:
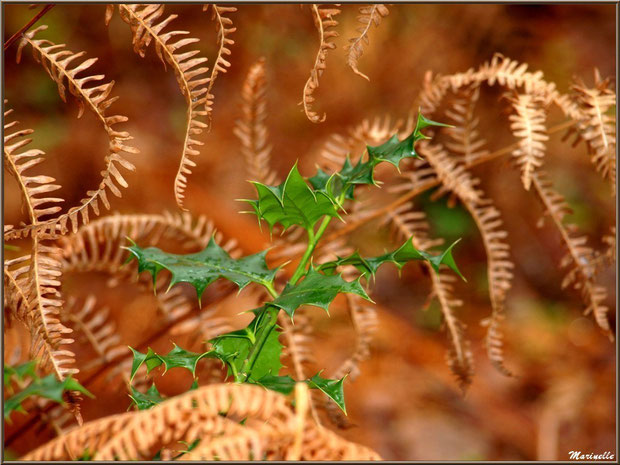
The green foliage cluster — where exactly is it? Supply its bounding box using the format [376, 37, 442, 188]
[127, 112, 463, 413]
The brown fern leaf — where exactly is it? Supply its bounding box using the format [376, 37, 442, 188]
[571, 69, 616, 194]
[507, 93, 549, 191]
[4, 255, 32, 325]
[203, 4, 236, 128]
[416, 141, 481, 204]
[302, 4, 341, 123]
[61, 295, 125, 372]
[417, 53, 580, 122]
[531, 171, 613, 339]
[466, 196, 514, 375]
[4, 103, 64, 233]
[346, 4, 389, 81]
[109, 4, 210, 210]
[601, 226, 616, 267]
[23, 383, 379, 461]
[234, 58, 279, 185]
[383, 202, 474, 390]
[27, 241, 78, 380]
[444, 85, 489, 164]
[333, 295, 378, 381]
[10, 28, 138, 239]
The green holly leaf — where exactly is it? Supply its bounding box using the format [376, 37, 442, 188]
[209, 314, 282, 381]
[129, 345, 213, 381]
[129, 383, 164, 410]
[251, 373, 347, 413]
[4, 374, 93, 421]
[245, 164, 341, 232]
[318, 238, 465, 281]
[251, 373, 296, 395]
[126, 237, 279, 299]
[269, 267, 371, 319]
[4, 361, 37, 389]
[307, 373, 347, 414]
[310, 112, 452, 206]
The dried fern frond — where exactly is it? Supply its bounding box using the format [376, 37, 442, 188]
[383, 203, 474, 390]
[444, 85, 489, 164]
[345, 4, 389, 81]
[333, 295, 378, 381]
[416, 141, 481, 204]
[416, 53, 581, 122]
[571, 69, 616, 194]
[3, 103, 63, 233]
[442, 94, 515, 374]
[203, 4, 236, 128]
[508, 93, 549, 191]
[466, 196, 514, 375]
[23, 383, 380, 461]
[11, 26, 138, 237]
[302, 4, 341, 123]
[10, 27, 138, 240]
[61, 296, 125, 372]
[28, 241, 78, 380]
[109, 4, 210, 210]
[4, 255, 32, 325]
[234, 58, 279, 185]
[531, 171, 612, 339]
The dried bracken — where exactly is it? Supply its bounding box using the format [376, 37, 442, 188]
[203, 4, 236, 128]
[445, 85, 489, 164]
[23, 383, 380, 461]
[107, 4, 210, 210]
[570, 69, 616, 194]
[508, 93, 549, 191]
[383, 202, 474, 389]
[61, 296, 125, 372]
[9, 28, 138, 239]
[346, 4, 389, 81]
[531, 172, 612, 339]
[3, 103, 63, 236]
[234, 59, 279, 185]
[302, 4, 341, 123]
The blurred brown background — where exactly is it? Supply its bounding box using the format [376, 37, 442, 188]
[3, 3, 616, 461]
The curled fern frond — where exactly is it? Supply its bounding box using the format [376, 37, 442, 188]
[234, 58, 279, 185]
[507, 93, 549, 191]
[531, 171, 612, 339]
[3, 103, 63, 233]
[203, 4, 236, 128]
[383, 203, 474, 390]
[571, 69, 616, 194]
[345, 4, 389, 81]
[302, 4, 341, 123]
[110, 4, 210, 210]
[11, 27, 138, 239]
